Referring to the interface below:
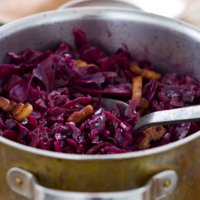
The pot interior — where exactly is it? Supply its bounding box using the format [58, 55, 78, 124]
[0, 8, 200, 78]
[0, 8, 200, 157]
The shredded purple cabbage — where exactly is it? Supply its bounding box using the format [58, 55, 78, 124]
[0, 27, 200, 154]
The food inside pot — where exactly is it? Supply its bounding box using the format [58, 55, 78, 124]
[0, 27, 199, 154]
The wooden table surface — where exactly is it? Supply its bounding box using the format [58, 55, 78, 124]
[0, 0, 69, 23]
[0, 0, 200, 26]
[182, 0, 200, 26]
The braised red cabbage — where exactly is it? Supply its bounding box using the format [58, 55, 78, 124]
[0, 27, 199, 154]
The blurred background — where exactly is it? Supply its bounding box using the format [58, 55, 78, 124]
[0, 0, 200, 26]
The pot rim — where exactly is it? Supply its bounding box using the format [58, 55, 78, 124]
[1, 7, 200, 160]
[58, 0, 141, 11]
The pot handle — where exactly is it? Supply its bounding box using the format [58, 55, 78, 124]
[58, 0, 141, 10]
[7, 167, 177, 200]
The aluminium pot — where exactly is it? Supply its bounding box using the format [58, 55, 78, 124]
[1, 6, 200, 200]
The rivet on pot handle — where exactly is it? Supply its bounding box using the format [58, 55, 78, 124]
[7, 168, 178, 200]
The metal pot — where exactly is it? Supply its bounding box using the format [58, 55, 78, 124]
[58, 0, 141, 11]
[1, 6, 200, 200]
[58, 0, 188, 18]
